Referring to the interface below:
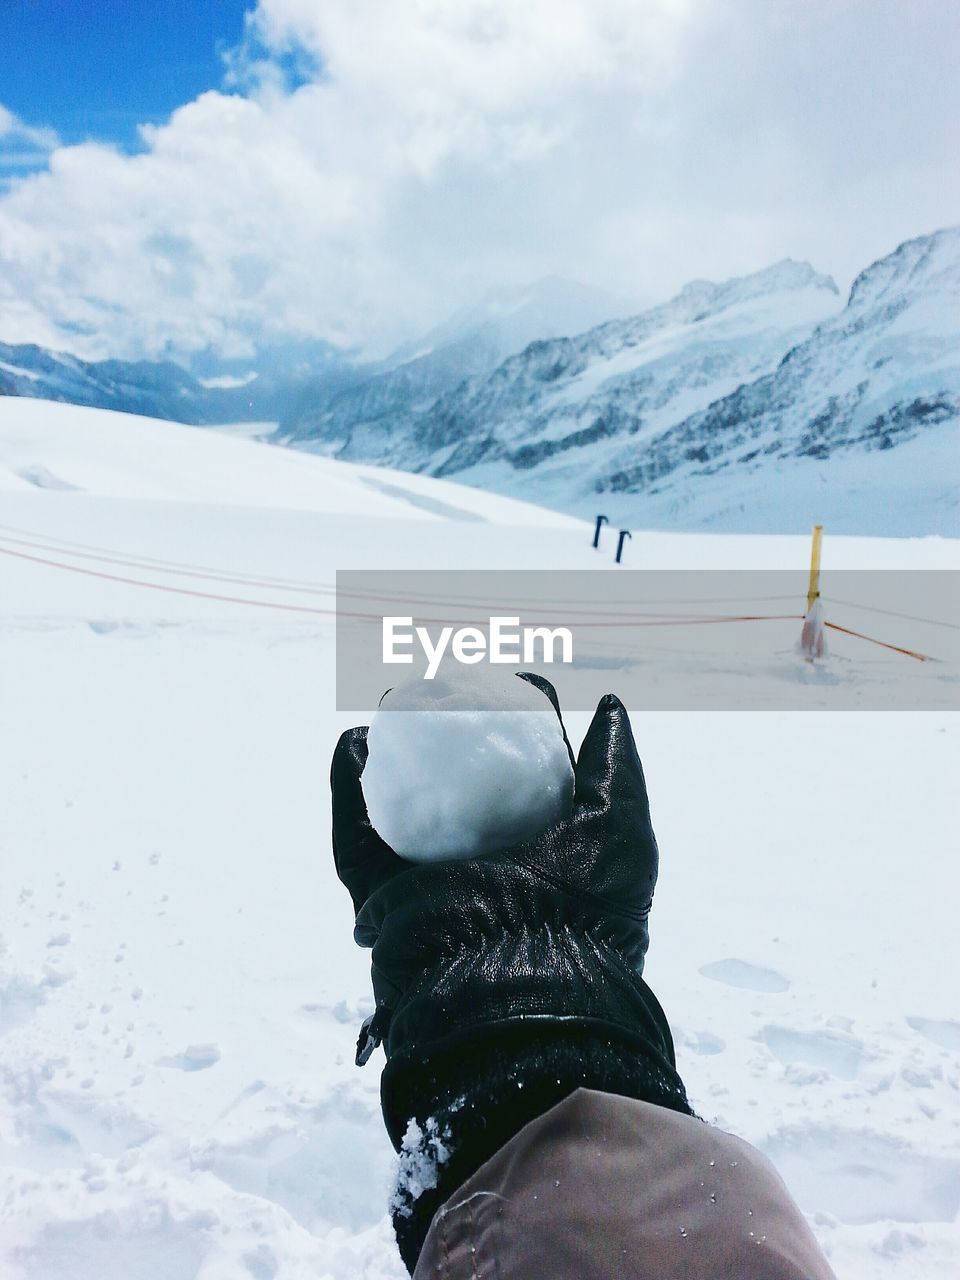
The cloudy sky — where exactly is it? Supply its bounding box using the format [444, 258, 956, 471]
[1, 0, 957, 363]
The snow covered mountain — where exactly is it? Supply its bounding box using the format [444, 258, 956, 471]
[427, 231, 960, 533]
[387, 259, 842, 476]
[590, 226, 960, 526]
[281, 231, 959, 536]
[281, 257, 843, 480]
[0, 338, 348, 426]
[4, 236, 955, 535]
[0, 341, 213, 423]
[278, 276, 636, 445]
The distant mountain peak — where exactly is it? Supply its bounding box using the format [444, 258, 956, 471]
[676, 259, 838, 315]
[383, 275, 637, 370]
[847, 225, 960, 309]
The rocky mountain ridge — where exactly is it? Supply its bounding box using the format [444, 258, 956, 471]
[276, 231, 957, 533]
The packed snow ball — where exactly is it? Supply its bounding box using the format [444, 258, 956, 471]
[362, 669, 575, 862]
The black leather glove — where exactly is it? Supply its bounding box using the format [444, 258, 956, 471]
[331, 676, 690, 1272]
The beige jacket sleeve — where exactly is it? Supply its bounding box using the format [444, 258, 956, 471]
[413, 1087, 837, 1280]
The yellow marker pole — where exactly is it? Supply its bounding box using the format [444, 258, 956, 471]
[806, 524, 823, 613]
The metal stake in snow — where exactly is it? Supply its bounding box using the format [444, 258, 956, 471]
[800, 523, 826, 659]
[615, 529, 631, 564]
[592, 514, 608, 548]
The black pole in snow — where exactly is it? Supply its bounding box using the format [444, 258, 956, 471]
[615, 529, 631, 564]
[592, 514, 608, 548]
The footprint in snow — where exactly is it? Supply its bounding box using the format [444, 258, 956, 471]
[698, 958, 790, 993]
[0, 971, 47, 1034]
[15, 1211, 205, 1280]
[0, 946, 72, 1033]
[906, 1016, 960, 1052]
[763, 1125, 960, 1225]
[758, 1025, 864, 1080]
[244, 1245, 279, 1280]
[194, 1084, 389, 1236]
[157, 1043, 221, 1071]
[676, 1027, 726, 1056]
[300, 996, 374, 1024]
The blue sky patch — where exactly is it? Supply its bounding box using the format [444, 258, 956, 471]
[0, 0, 254, 163]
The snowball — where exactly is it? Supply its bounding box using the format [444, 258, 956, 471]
[362, 668, 574, 862]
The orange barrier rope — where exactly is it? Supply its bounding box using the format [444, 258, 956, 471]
[0, 545, 801, 629]
[2, 523, 954, 627]
[0, 522, 333, 591]
[0, 541, 944, 660]
[525, 615, 804, 628]
[0, 530, 338, 599]
[823, 595, 959, 632]
[0, 545, 362, 618]
[0, 523, 801, 611]
[0, 529, 801, 619]
[823, 620, 935, 662]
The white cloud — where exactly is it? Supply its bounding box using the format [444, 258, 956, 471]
[0, 104, 59, 148]
[0, 105, 60, 174]
[0, 0, 957, 362]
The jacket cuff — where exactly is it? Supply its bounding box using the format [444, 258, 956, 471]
[386, 1019, 693, 1275]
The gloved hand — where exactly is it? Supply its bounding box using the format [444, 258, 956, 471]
[331, 675, 690, 1271]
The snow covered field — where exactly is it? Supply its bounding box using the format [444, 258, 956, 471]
[1, 399, 958, 1279]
